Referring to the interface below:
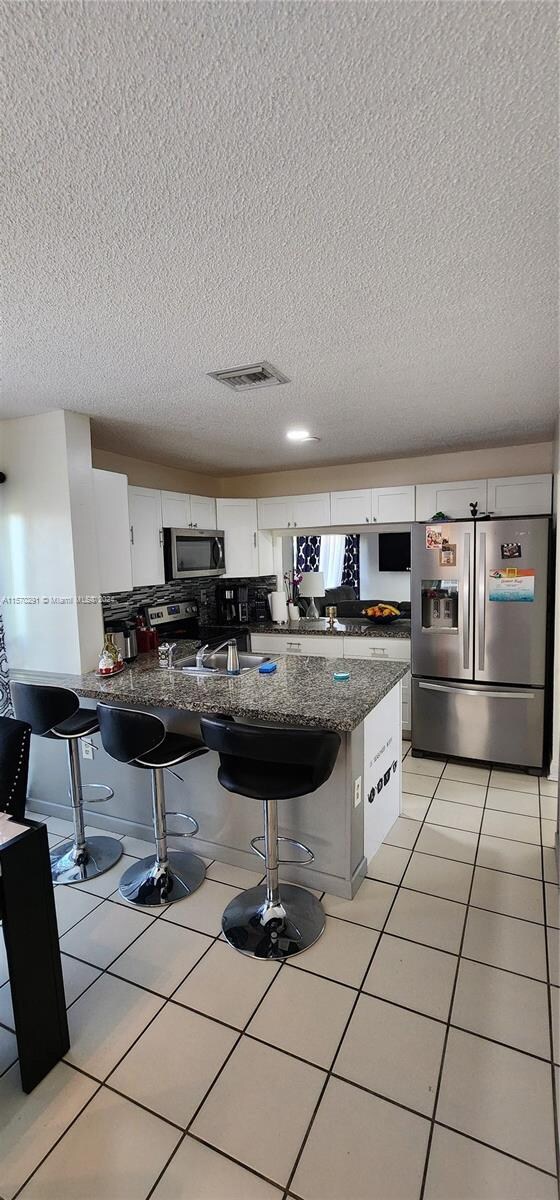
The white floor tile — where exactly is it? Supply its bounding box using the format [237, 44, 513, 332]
[247, 965, 355, 1069]
[477, 833, 543, 879]
[442, 762, 490, 787]
[481, 809, 541, 845]
[545, 882, 559, 929]
[386, 889, 466, 954]
[0, 1024, 18, 1075]
[119, 835, 155, 858]
[547, 927, 559, 986]
[415, 823, 479, 865]
[65, 973, 164, 1079]
[322, 878, 396, 929]
[462, 907, 547, 981]
[486, 786, 539, 817]
[383, 816, 422, 850]
[541, 819, 556, 848]
[490, 770, 538, 795]
[435, 778, 487, 808]
[470, 866, 544, 923]
[60, 899, 154, 969]
[427, 798, 482, 834]
[539, 777, 559, 797]
[71, 854, 138, 899]
[401, 793, 432, 821]
[61, 954, 101, 1007]
[150, 1134, 282, 1200]
[109, 1001, 237, 1127]
[290, 916, 379, 988]
[206, 860, 264, 889]
[161, 878, 241, 936]
[402, 852, 473, 904]
[334, 992, 446, 1115]
[424, 1124, 558, 1200]
[452, 958, 551, 1058]
[191, 1036, 325, 1186]
[540, 794, 558, 820]
[436, 1027, 556, 1173]
[174, 939, 280, 1029]
[0, 1061, 97, 1200]
[363, 934, 457, 1021]
[0, 979, 14, 1029]
[292, 1075, 430, 1200]
[402, 756, 445, 777]
[19, 1085, 180, 1200]
[0, 929, 9, 986]
[53, 886, 104, 936]
[367, 842, 411, 884]
[44, 815, 75, 836]
[110, 919, 213, 996]
[551, 987, 559, 1066]
[402, 771, 438, 798]
[543, 847, 558, 884]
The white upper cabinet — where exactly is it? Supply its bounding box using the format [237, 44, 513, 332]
[371, 485, 415, 523]
[415, 479, 488, 521]
[160, 490, 217, 529]
[257, 493, 331, 529]
[160, 490, 190, 528]
[330, 489, 373, 525]
[216, 498, 260, 577]
[128, 486, 165, 587]
[190, 494, 217, 529]
[257, 496, 294, 529]
[92, 469, 133, 594]
[486, 474, 552, 516]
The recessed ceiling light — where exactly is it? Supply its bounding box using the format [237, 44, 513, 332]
[286, 429, 320, 443]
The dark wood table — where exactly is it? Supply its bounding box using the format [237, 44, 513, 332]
[0, 814, 69, 1091]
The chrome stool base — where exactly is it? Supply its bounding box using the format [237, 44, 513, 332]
[119, 849, 206, 907]
[50, 835, 123, 885]
[222, 883, 325, 959]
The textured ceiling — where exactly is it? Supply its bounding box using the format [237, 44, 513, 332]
[1, 0, 558, 475]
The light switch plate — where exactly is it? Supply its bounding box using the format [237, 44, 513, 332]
[353, 776, 362, 807]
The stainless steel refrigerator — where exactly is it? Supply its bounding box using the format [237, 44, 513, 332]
[411, 517, 551, 769]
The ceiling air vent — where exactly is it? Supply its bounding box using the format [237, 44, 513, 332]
[207, 362, 290, 391]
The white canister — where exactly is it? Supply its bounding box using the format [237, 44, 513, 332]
[288, 603, 301, 622]
[269, 591, 289, 624]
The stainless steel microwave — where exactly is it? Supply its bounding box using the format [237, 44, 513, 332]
[163, 528, 226, 580]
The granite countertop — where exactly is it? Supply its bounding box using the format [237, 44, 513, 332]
[248, 618, 411, 639]
[11, 643, 408, 734]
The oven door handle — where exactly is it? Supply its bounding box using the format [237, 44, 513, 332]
[418, 681, 535, 700]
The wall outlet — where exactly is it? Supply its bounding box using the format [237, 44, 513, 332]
[82, 741, 94, 760]
[353, 776, 362, 807]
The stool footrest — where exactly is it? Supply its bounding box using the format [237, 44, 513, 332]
[250, 834, 314, 867]
[79, 783, 115, 804]
[166, 812, 199, 838]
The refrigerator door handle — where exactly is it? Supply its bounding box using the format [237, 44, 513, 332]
[462, 532, 471, 671]
[477, 531, 486, 672]
[418, 681, 536, 700]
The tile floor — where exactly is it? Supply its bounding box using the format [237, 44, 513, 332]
[0, 749, 558, 1199]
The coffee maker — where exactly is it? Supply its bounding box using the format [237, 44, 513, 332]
[216, 583, 249, 625]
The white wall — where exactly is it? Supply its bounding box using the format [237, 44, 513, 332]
[360, 529, 411, 602]
[551, 416, 560, 785]
[0, 410, 103, 673]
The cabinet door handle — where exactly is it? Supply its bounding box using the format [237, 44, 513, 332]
[159, 529, 164, 546]
[130, 525, 134, 545]
[287, 641, 302, 650]
[253, 531, 257, 548]
[365, 516, 370, 522]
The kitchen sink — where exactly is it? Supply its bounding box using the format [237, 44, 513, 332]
[171, 651, 276, 677]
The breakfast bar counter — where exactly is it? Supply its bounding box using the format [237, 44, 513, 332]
[14, 649, 408, 898]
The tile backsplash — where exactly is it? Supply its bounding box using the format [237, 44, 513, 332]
[101, 576, 277, 625]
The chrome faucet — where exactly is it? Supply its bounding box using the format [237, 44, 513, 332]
[195, 638, 240, 673]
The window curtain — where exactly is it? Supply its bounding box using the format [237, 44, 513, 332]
[0, 614, 12, 717]
[319, 535, 346, 590]
[296, 535, 321, 573]
[341, 533, 360, 592]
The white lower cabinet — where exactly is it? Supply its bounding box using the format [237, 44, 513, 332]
[250, 633, 341, 658]
[342, 636, 410, 662]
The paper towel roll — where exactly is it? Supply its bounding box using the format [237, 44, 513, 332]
[270, 591, 289, 624]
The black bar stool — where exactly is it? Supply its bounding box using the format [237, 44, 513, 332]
[11, 682, 122, 884]
[200, 716, 340, 959]
[97, 704, 208, 906]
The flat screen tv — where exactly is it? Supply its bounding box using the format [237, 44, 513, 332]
[378, 532, 411, 572]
